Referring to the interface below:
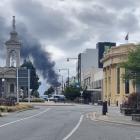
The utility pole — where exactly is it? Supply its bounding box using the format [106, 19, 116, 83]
[16, 68, 19, 103]
[58, 68, 70, 87]
[28, 69, 30, 103]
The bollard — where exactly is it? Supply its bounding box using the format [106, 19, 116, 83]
[102, 101, 108, 115]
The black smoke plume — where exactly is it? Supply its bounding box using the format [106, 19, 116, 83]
[18, 25, 60, 87]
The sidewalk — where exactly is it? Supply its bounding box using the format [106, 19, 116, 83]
[93, 107, 140, 126]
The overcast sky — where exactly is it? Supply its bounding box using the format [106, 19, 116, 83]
[0, 0, 140, 93]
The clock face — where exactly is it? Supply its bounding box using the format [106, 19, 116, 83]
[10, 50, 17, 67]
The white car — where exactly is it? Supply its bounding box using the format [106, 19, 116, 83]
[40, 95, 49, 101]
[48, 95, 65, 102]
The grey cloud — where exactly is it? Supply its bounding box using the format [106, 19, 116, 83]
[12, 0, 74, 40]
[77, 4, 116, 28]
[58, 29, 91, 49]
[117, 12, 139, 33]
[75, 2, 140, 42]
[11, 0, 140, 53]
[98, 0, 139, 10]
[0, 17, 10, 58]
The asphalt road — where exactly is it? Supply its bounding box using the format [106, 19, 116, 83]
[0, 104, 140, 140]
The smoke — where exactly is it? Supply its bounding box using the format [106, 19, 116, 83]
[18, 24, 61, 87]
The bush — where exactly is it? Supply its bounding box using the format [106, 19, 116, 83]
[0, 106, 8, 112]
[128, 93, 137, 108]
[0, 104, 33, 112]
[122, 93, 140, 109]
[30, 98, 45, 102]
[21, 98, 45, 103]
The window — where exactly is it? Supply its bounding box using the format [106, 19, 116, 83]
[117, 68, 120, 94]
[10, 84, 14, 93]
[125, 80, 129, 94]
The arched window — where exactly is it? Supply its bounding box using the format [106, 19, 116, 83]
[10, 50, 16, 67]
[10, 84, 14, 93]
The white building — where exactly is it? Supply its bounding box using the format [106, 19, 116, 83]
[77, 48, 98, 84]
[77, 48, 104, 103]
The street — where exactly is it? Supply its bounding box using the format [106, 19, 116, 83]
[0, 104, 140, 140]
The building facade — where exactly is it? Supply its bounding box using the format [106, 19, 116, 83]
[81, 67, 103, 103]
[77, 49, 98, 84]
[102, 43, 136, 105]
[96, 42, 116, 68]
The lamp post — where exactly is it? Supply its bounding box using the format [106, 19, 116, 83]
[61, 75, 64, 93]
[66, 57, 80, 86]
[16, 68, 19, 103]
[80, 90, 83, 104]
[28, 69, 30, 103]
[58, 73, 64, 93]
[2, 78, 5, 98]
[58, 68, 69, 87]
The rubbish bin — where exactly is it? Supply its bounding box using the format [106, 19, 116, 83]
[102, 101, 108, 115]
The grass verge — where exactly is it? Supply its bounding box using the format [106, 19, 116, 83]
[0, 104, 33, 113]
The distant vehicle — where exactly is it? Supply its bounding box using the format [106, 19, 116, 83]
[48, 96, 55, 101]
[54, 95, 65, 102]
[40, 95, 48, 101]
[48, 95, 65, 102]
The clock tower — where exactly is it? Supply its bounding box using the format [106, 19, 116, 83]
[5, 16, 21, 67]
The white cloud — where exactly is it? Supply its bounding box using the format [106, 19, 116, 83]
[46, 45, 66, 61]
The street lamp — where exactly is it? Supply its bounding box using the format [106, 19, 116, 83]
[58, 68, 69, 87]
[58, 73, 64, 93]
[67, 57, 78, 62]
[66, 56, 79, 81]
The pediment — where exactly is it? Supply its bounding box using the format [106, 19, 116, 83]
[4, 68, 16, 75]
[0, 68, 16, 78]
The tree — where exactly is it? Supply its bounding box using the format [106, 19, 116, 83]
[44, 86, 55, 96]
[64, 85, 81, 101]
[21, 59, 40, 97]
[120, 47, 140, 110]
[120, 47, 140, 92]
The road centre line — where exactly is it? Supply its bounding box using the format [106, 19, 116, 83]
[0, 108, 50, 128]
[62, 114, 84, 140]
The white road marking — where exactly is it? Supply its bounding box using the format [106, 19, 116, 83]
[135, 138, 140, 140]
[134, 131, 140, 133]
[0, 108, 50, 128]
[62, 115, 84, 140]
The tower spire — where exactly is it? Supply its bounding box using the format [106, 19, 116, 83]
[12, 16, 16, 31]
